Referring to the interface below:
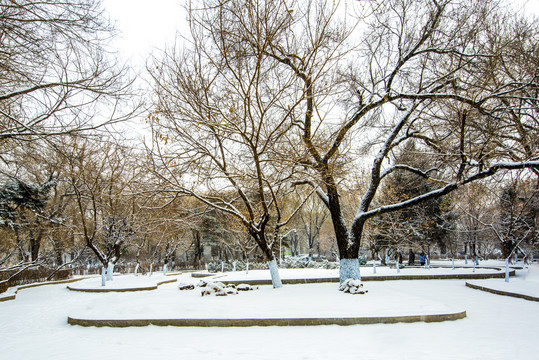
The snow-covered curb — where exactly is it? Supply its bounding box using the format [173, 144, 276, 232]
[465, 281, 539, 302]
[67, 276, 177, 292]
[67, 311, 467, 327]
[0, 277, 88, 302]
[208, 267, 512, 286]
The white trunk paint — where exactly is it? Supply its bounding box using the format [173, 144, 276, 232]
[268, 260, 282, 288]
[505, 259, 510, 282]
[372, 261, 376, 274]
[134, 263, 140, 276]
[339, 258, 361, 283]
[106, 263, 114, 281]
[101, 267, 106, 287]
[163, 264, 168, 276]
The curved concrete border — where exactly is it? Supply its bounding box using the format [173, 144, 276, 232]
[0, 277, 86, 302]
[66, 278, 177, 293]
[191, 272, 214, 278]
[0, 293, 16, 302]
[219, 269, 514, 286]
[67, 310, 466, 327]
[465, 282, 539, 302]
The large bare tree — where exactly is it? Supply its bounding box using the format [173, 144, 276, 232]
[60, 137, 141, 281]
[147, 0, 317, 287]
[178, 0, 539, 283]
[0, 0, 139, 158]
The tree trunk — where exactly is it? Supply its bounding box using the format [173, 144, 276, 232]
[251, 231, 282, 288]
[30, 238, 40, 262]
[325, 177, 363, 282]
[502, 240, 515, 259]
[106, 262, 114, 281]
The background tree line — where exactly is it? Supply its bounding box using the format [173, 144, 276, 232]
[1, 0, 538, 290]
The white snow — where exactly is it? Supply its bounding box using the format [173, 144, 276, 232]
[68, 273, 174, 290]
[467, 265, 539, 298]
[1, 262, 538, 360]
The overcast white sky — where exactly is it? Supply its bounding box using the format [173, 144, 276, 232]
[103, 0, 539, 68]
[102, 0, 187, 67]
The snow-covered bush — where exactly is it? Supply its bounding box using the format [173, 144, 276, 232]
[236, 283, 259, 291]
[205, 257, 344, 272]
[206, 262, 234, 273]
[339, 279, 368, 294]
[280, 257, 340, 269]
[199, 281, 238, 296]
[178, 283, 195, 290]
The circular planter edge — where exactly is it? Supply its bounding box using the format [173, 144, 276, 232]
[67, 310, 466, 327]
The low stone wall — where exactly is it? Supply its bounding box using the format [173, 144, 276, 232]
[0, 293, 16, 302]
[465, 282, 539, 302]
[66, 278, 177, 293]
[67, 310, 466, 328]
[219, 268, 514, 286]
[0, 277, 86, 302]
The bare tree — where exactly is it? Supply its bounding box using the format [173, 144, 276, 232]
[60, 137, 140, 281]
[147, 0, 319, 288]
[297, 194, 328, 259]
[454, 183, 497, 260]
[184, 0, 539, 283]
[0, 0, 139, 160]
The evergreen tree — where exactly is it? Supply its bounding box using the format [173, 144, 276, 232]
[0, 176, 56, 262]
[371, 142, 453, 258]
[497, 180, 538, 259]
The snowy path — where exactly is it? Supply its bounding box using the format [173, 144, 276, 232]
[1, 265, 538, 359]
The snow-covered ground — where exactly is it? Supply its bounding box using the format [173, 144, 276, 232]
[1, 262, 538, 360]
[67, 273, 176, 291]
[467, 270, 539, 298]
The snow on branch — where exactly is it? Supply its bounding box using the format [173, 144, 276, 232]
[357, 160, 539, 222]
[380, 165, 442, 182]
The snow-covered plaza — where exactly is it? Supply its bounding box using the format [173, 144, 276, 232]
[1, 261, 538, 360]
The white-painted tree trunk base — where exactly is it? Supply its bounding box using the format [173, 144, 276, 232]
[339, 258, 361, 283]
[134, 264, 140, 276]
[106, 263, 114, 281]
[163, 264, 168, 276]
[268, 260, 282, 288]
[101, 267, 106, 287]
